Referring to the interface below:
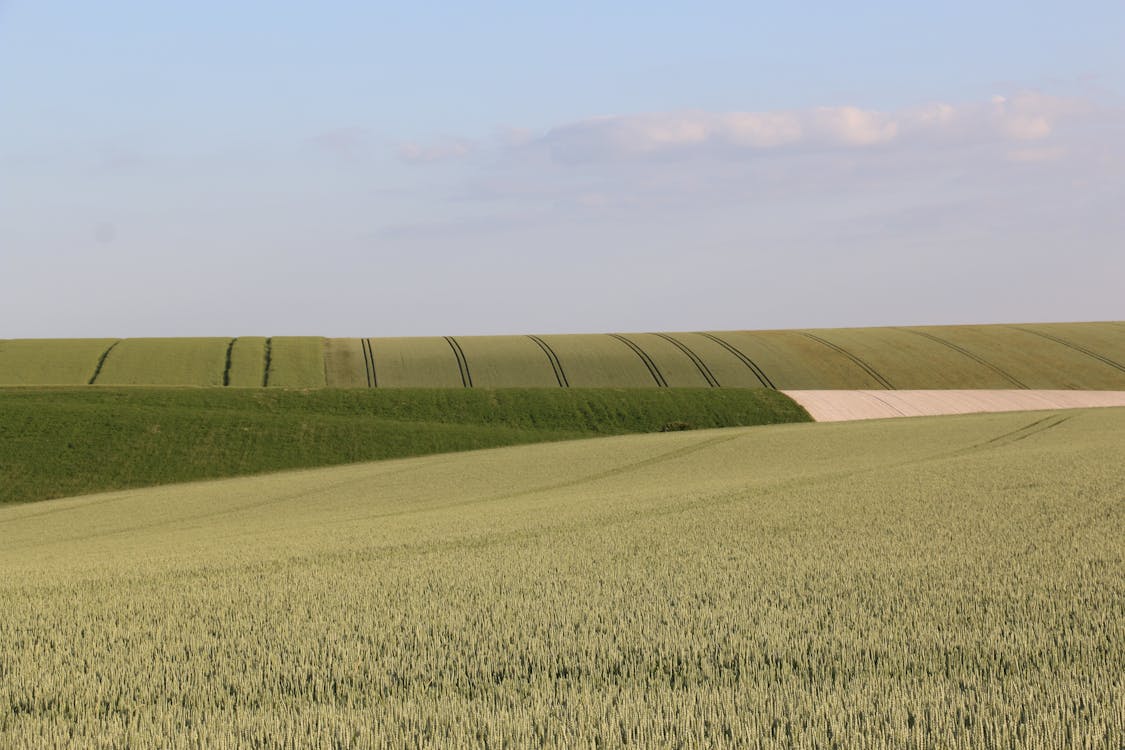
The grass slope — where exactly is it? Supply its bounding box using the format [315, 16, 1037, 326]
[0, 386, 807, 505]
[1, 408, 1121, 747]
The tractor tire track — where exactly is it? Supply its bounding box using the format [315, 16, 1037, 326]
[1009, 326, 1125, 375]
[898, 328, 1028, 388]
[608, 333, 667, 387]
[695, 332, 774, 388]
[528, 335, 569, 387]
[800, 332, 895, 389]
[956, 413, 1071, 455]
[222, 338, 236, 386]
[262, 337, 273, 387]
[445, 336, 473, 387]
[653, 333, 719, 387]
[361, 338, 377, 388]
[87, 340, 120, 385]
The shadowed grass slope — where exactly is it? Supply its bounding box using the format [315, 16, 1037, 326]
[0, 386, 808, 505]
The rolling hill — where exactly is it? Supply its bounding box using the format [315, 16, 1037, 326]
[2, 321, 1122, 389]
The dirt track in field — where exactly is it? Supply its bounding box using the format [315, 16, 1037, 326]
[783, 390, 1125, 422]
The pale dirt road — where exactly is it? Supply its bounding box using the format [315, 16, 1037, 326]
[783, 390, 1125, 422]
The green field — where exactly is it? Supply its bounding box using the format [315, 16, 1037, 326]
[264, 336, 326, 388]
[226, 336, 267, 386]
[94, 337, 231, 386]
[2, 322, 1121, 389]
[0, 386, 808, 505]
[1, 408, 1120, 747]
[0, 338, 117, 385]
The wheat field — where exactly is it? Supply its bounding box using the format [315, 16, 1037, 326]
[2, 408, 1121, 748]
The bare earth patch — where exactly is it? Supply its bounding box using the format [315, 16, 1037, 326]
[783, 389, 1125, 422]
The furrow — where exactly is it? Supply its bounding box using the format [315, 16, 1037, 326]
[528, 335, 569, 387]
[695, 332, 775, 388]
[87, 340, 120, 385]
[800, 332, 895, 389]
[1010, 326, 1125, 374]
[222, 338, 236, 387]
[262, 337, 272, 387]
[361, 338, 376, 388]
[608, 334, 667, 387]
[899, 328, 1028, 389]
[653, 333, 719, 387]
[444, 336, 473, 388]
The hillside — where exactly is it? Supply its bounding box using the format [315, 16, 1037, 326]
[0, 386, 807, 505]
[2, 408, 1121, 747]
[2, 321, 1122, 389]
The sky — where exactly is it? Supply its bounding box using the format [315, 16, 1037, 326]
[2, 1, 1123, 337]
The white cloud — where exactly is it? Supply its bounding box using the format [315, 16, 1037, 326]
[723, 111, 803, 148]
[524, 92, 1081, 163]
[811, 106, 899, 146]
[396, 92, 1087, 168]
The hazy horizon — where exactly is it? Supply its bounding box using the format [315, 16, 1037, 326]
[3, 2, 1123, 338]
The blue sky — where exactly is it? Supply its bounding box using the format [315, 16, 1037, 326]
[2, 1, 1123, 336]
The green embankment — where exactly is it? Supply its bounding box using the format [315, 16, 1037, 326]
[0, 339, 118, 385]
[1, 322, 1122, 388]
[2, 408, 1121, 747]
[0, 386, 808, 505]
[94, 337, 230, 386]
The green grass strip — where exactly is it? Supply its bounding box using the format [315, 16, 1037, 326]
[0, 386, 809, 505]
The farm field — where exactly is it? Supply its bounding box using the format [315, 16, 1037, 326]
[1, 322, 1122, 389]
[0, 386, 807, 505]
[785, 389, 1125, 421]
[93, 338, 230, 386]
[225, 336, 267, 387]
[264, 336, 325, 388]
[0, 338, 117, 385]
[1, 408, 1121, 747]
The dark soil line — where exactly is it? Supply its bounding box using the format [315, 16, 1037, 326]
[608, 334, 667, 387]
[695, 332, 775, 388]
[87, 340, 120, 385]
[528, 335, 569, 387]
[653, 333, 719, 387]
[361, 338, 375, 388]
[1009, 326, 1125, 375]
[222, 338, 236, 387]
[445, 336, 473, 387]
[899, 328, 1028, 388]
[800, 332, 895, 389]
[262, 337, 273, 387]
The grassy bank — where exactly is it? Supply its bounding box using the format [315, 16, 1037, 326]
[0, 386, 808, 504]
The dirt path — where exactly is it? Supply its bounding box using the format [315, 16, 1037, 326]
[783, 389, 1125, 422]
